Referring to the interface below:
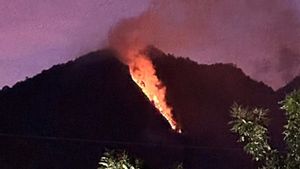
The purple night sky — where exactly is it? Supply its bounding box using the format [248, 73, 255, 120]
[1, 0, 300, 89]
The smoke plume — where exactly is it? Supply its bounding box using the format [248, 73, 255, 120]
[108, 0, 300, 89]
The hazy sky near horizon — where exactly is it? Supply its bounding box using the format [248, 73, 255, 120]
[1, 0, 300, 89]
[0, 0, 149, 87]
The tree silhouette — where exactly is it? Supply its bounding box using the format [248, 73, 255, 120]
[230, 90, 300, 169]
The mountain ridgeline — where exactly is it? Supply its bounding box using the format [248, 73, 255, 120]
[0, 48, 298, 169]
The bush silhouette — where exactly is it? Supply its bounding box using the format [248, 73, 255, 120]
[230, 90, 300, 169]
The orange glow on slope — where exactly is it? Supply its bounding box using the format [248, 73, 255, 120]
[126, 49, 181, 133]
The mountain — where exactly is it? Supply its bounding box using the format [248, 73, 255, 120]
[0, 49, 179, 169]
[0, 48, 289, 169]
[276, 76, 300, 99]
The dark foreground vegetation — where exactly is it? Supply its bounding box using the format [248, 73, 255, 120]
[230, 90, 300, 169]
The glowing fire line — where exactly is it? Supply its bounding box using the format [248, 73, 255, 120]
[127, 50, 181, 133]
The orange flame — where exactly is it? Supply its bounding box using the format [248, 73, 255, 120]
[126, 49, 181, 133]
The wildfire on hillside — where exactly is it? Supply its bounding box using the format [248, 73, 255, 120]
[126, 48, 181, 133]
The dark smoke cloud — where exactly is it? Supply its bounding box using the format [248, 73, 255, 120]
[108, 0, 300, 89]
